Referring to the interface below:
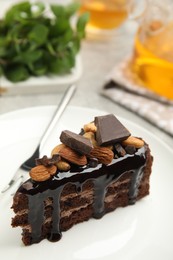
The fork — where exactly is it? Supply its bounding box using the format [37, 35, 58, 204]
[1, 84, 76, 193]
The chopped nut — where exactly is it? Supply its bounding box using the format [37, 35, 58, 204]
[122, 136, 144, 148]
[83, 131, 98, 147]
[83, 122, 97, 133]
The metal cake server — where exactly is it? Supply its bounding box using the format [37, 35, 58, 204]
[1, 84, 76, 193]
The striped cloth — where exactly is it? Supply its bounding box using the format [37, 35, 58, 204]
[101, 58, 173, 137]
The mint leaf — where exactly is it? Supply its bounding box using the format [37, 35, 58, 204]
[49, 19, 70, 36]
[77, 12, 90, 39]
[50, 5, 65, 18]
[5, 65, 29, 82]
[13, 50, 42, 64]
[31, 2, 45, 18]
[28, 24, 48, 45]
[29, 60, 47, 76]
[65, 2, 80, 17]
[0, 1, 87, 82]
[0, 46, 7, 57]
[5, 1, 31, 23]
[49, 48, 75, 74]
[0, 65, 3, 76]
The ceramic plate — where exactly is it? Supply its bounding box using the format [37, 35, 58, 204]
[0, 106, 173, 260]
[0, 56, 82, 95]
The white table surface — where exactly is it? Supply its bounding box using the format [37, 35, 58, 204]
[0, 0, 172, 148]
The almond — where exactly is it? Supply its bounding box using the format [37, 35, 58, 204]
[59, 146, 87, 166]
[51, 143, 66, 156]
[89, 147, 114, 165]
[48, 165, 57, 175]
[29, 164, 57, 181]
[56, 160, 71, 171]
[122, 136, 144, 148]
[30, 165, 51, 182]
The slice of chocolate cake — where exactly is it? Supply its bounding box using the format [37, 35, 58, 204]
[11, 114, 153, 246]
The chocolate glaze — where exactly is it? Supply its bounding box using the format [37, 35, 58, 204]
[18, 145, 147, 244]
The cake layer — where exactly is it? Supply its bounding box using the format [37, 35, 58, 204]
[17, 179, 150, 246]
[11, 144, 152, 245]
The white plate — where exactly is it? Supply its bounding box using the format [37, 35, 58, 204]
[0, 56, 82, 95]
[0, 106, 173, 260]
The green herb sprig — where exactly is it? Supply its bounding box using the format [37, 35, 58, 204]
[0, 1, 89, 82]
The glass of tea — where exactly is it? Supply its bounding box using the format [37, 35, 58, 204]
[76, 0, 134, 33]
[130, 0, 173, 100]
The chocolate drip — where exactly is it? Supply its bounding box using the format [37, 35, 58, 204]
[128, 165, 145, 205]
[93, 176, 107, 219]
[28, 193, 44, 244]
[47, 188, 63, 242]
[20, 146, 147, 244]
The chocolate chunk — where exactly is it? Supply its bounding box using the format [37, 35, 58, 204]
[79, 128, 85, 135]
[114, 143, 126, 157]
[95, 114, 131, 146]
[114, 154, 119, 159]
[125, 145, 136, 155]
[36, 154, 60, 166]
[60, 130, 93, 155]
[88, 158, 98, 168]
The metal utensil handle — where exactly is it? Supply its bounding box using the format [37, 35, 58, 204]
[0, 85, 76, 194]
[39, 84, 76, 151]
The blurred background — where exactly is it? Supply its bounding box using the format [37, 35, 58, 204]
[0, 0, 172, 147]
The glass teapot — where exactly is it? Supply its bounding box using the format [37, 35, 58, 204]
[75, 0, 136, 32]
[130, 0, 173, 100]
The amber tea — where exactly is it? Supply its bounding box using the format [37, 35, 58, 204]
[130, 20, 173, 100]
[78, 0, 128, 30]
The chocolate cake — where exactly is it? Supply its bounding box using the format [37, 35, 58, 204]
[11, 114, 153, 246]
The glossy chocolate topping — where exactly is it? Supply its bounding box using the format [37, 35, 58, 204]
[17, 145, 147, 244]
